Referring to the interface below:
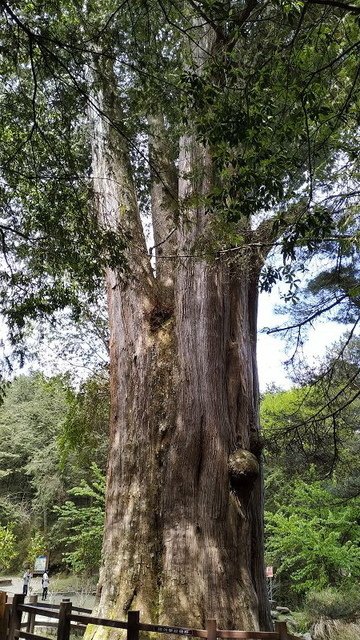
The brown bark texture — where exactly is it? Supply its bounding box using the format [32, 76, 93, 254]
[88, 41, 271, 637]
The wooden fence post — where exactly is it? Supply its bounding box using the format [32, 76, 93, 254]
[0, 592, 7, 640]
[274, 621, 289, 639]
[206, 619, 217, 640]
[8, 594, 24, 640]
[26, 595, 38, 634]
[127, 610, 140, 640]
[57, 599, 72, 640]
[4, 605, 11, 640]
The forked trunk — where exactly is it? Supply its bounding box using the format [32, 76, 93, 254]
[88, 50, 270, 636]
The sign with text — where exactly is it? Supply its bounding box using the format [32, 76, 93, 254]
[151, 627, 191, 636]
[34, 555, 48, 573]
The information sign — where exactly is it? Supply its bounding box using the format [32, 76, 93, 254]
[34, 555, 48, 573]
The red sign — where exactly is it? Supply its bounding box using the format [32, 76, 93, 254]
[266, 566, 274, 578]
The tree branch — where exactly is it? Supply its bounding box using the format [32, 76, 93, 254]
[305, 0, 360, 14]
[265, 293, 348, 334]
[231, 0, 260, 29]
[187, 0, 226, 40]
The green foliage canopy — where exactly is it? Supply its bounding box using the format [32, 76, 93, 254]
[0, 372, 109, 573]
[262, 356, 360, 606]
[0, 373, 69, 525]
[54, 463, 105, 575]
[59, 372, 109, 473]
[261, 336, 360, 477]
[0, 525, 17, 571]
[266, 476, 360, 595]
[0, 0, 359, 355]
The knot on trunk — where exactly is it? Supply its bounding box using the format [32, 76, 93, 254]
[147, 300, 174, 332]
[228, 449, 259, 500]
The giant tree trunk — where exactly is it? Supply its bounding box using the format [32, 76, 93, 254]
[89, 39, 270, 635]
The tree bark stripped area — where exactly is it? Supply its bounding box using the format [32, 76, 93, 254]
[89, 32, 270, 636]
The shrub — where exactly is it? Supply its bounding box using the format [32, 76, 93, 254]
[0, 525, 17, 571]
[312, 619, 360, 640]
[26, 531, 47, 568]
[53, 463, 105, 575]
[305, 588, 360, 623]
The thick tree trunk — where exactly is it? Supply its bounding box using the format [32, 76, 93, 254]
[98, 257, 269, 631]
[89, 48, 270, 636]
[159, 260, 266, 630]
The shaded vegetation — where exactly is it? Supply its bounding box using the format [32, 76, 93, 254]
[0, 372, 108, 573]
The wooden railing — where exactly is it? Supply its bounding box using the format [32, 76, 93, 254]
[0, 592, 298, 640]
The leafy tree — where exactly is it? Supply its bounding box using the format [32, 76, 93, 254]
[265, 475, 360, 599]
[54, 463, 105, 575]
[59, 372, 109, 474]
[0, 373, 69, 528]
[0, 371, 109, 573]
[0, 0, 359, 630]
[0, 373, 70, 567]
[262, 353, 360, 607]
[0, 525, 17, 571]
[26, 531, 47, 568]
[261, 336, 360, 477]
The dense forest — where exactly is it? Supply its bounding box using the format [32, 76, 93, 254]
[0, 372, 108, 575]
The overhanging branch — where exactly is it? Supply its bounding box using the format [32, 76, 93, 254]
[264, 293, 348, 334]
[305, 0, 360, 13]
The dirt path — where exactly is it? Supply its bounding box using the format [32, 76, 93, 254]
[1, 576, 96, 610]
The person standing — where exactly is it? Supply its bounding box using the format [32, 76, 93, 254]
[41, 571, 49, 600]
[22, 570, 31, 596]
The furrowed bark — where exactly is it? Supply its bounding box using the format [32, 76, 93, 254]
[149, 113, 178, 292]
[155, 128, 270, 629]
[89, 61, 171, 623]
[88, 25, 270, 636]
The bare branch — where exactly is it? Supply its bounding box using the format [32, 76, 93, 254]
[265, 293, 348, 334]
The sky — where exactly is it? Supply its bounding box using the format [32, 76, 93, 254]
[257, 290, 351, 391]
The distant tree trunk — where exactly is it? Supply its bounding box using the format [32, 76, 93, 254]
[88, 42, 270, 634]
